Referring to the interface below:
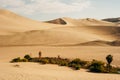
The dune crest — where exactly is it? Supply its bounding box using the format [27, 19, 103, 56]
[46, 18, 67, 25]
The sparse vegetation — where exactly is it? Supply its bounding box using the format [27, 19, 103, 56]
[21, 58, 28, 62]
[10, 54, 120, 73]
[24, 54, 32, 60]
[11, 57, 21, 62]
[11, 57, 28, 62]
[89, 60, 106, 73]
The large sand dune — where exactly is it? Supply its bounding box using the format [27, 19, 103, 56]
[0, 9, 62, 35]
[0, 9, 120, 46]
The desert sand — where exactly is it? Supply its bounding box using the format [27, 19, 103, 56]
[0, 9, 120, 46]
[0, 62, 119, 80]
[0, 46, 120, 80]
[0, 9, 120, 80]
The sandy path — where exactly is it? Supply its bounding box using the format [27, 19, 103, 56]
[0, 62, 119, 80]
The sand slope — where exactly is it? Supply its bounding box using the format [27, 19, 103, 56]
[0, 9, 62, 35]
[0, 9, 120, 46]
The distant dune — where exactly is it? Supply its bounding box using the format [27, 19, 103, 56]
[0, 9, 120, 46]
[46, 18, 67, 25]
[78, 40, 120, 46]
[102, 17, 120, 26]
[102, 17, 120, 23]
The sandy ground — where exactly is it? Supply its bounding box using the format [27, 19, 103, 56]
[0, 46, 120, 80]
[0, 62, 119, 80]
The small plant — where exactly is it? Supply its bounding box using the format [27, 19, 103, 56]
[89, 60, 105, 73]
[40, 59, 49, 64]
[11, 57, 21, 62]
[71, 58, 81, 64]
[21, 58, 28, 62]
[24, 54, 32, 61]
[49, 59, 56, 64]
[59, 61, 68, 66]
[106, 54, 113, 72]
[68, 58, 82, 70]
[74, 64, 81, 70]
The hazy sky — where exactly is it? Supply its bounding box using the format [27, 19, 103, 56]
[0, 0, 120, 21]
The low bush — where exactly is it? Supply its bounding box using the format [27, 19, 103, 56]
[21, 58, 28, 62]
[68, 59, 82, 70]
[24, 54, 32, 61]
[71, 58, 87, 66]
[74, 64, 81, 70]
[11, 57, 21, 62]
[39, 58, 49, 64]
[89, 60, 106, 73]
[11, 57, 29, 62]
[59, 60, 68, 66]
[70, 58, 81, 64]
[49, 59, 57, 64]
[69, 63, 81, 70]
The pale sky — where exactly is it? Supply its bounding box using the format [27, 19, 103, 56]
[0, 0, 120, 21]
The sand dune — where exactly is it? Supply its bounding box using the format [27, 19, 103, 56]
[78, 40, 120, 46]
[46, 18, 67, 25]
[0, 26, 120, 46]
[0, 9, 120, 46]
[102, 17, 120, 23]
[0, 9, 63, 35]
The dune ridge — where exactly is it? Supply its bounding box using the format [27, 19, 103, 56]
[0, 9, 120, 46]
[45, 18, 67, 25]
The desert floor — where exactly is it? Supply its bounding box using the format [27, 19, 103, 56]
[0, 62, 120, 80]
[0, 46, 120, 80]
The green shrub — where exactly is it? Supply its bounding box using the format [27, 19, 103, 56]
[71, 59, 87, 65]
[21, 58, 28, 62]
[40, 59, 49, 64]
[105, 66, 120, 73]
[49, 59, 56, 64]
[117, 68, 120, 74]
[89, 60, 105, 73]
[68, 63, 81, 70]
[74, 64, 81, 70]
[29, 58, 40, 62]
[11, 57, 21, 62]
[24, 54, 32, 61]
[59, 61, 68, 66]
[71, 58, 81, 65]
